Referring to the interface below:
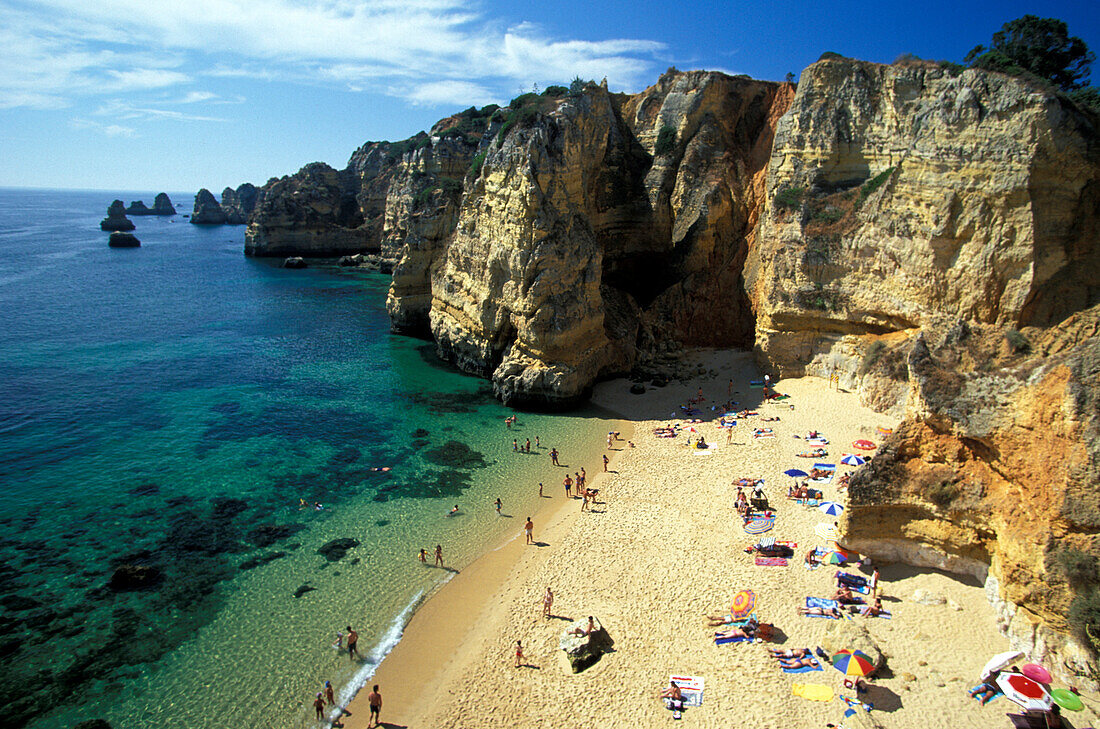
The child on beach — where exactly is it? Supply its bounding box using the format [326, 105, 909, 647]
[514, 640, 523, 667]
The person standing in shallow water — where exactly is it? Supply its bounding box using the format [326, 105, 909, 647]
[494, 497, 502, 515]
[435, 544, 444, 567]
[313, 692, 325, 720]
[550, 448, 559, 466]
[346, 626, 360, 659]
[603, 454, 609, 472]
[525, 516, 534, 544]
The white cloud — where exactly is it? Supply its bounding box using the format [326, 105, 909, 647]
[401, 80, 495, 107]
[0, 0, 666, 112]
[70, 118, 136, 136]
[93, 99, 228, 122]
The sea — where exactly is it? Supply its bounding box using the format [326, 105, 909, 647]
[0, 188, 613, 729]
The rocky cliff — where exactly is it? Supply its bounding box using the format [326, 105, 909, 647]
[191, 184, 258, 225]
[741, 56, 1100, 686]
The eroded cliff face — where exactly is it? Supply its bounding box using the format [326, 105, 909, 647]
[423, 73, 793, 407]
[841, 312, 1100, 686]
[745, 58, 1100, 385]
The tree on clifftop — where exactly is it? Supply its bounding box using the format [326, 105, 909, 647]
[965, 15, 1094, 91]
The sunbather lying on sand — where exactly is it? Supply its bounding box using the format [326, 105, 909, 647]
[969, 679, 999, 704]
[762, 416, 780, 422]
[703, 613, 735, 626]
[769, 647, 811, 658]
[798, 606, 841, 618]
[797, 448, 827, 458]
[715, 625, 755, 640]
[809, 468, 832, 479]
[778, 656, 820, 669]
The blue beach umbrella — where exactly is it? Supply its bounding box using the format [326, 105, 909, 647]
[841, 454, 866, 466]
[784, 469, 808, 478]
[818, 501, 844, 516]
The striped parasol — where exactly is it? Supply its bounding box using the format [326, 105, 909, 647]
[818, 501, 844, 516]
[744, 516, 775, 535]
[840, 454, 866, 466]
[815, 522, 841, 543]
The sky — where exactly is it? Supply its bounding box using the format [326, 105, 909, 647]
[1, 0, 1097, 194]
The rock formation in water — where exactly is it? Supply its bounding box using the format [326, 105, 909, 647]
[190, 188, 228, 225]
[100, 200, 135, 231]
[153, 193, 176, 215]
[190, 184, 258, 225]
[108, 232, 140, 247]
[126, 200, 151, 215]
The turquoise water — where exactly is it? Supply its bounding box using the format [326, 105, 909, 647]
[0, 189, 611, 728]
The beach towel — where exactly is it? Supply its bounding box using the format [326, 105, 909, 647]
[714, 634, 754, 645]
[755, 557, 788, 567]
[692, 446, 716, 455]
[802, 596, 845, 619]
[782, 662, 824, 673]
[806, 438, 829, 446]
[840, 695, 874, 712]
[791, 683, 834, 702]
[967, 684, 1003, 703]
[810, 463, 836, 483]
[753, 431, 776, 439]
[669, 675, 704, 707]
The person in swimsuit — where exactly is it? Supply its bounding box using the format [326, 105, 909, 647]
[494, 498, 502, 515]
[769, 647, 812, 658]
[418, 548, 427, 563]
[564, 475, 573, 498]
[550, 448, 559, 466]
[514, 640, 523, 667]
[661, 681, 684, 712]
[778, 656, 819, 669]
[542, 587, 553, 618]
[367, 685, 382, 727]
[434, 544, 443, 567]
[324, 680, 335, 706]
[524, 517, 534, 544]
[602, 454, 609, 471]
[313, 692, 326, 720]
[346, 626, 360, 658]
[538, 482, 544, 497]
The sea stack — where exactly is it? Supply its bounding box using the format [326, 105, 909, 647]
[126, 200, 152, 215]
[108, 232, 140, 247]
[99, 200, 135, 232]
[190, 188, 228, 225]
[152, 193, 176, 215]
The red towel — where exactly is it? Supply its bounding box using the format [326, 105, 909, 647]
[756, 557, 788, 566]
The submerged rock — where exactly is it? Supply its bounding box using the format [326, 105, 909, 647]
[108, 564, 163, 591]
[108, 232, 140, 248]
[99, 200, 135, 231]
[317, 538, 359, 561]
[283, 256, 307, 269]
[293, 584, 316, 598]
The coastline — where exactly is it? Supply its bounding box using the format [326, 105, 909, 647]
[335, 415, 635, 728]
[333, 349, 1098, 729]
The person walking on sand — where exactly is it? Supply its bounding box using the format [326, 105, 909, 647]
[494, 497, 502, 515]
[514, 640, 524, 667]
[550, 447, 559, 466]
[727, 426, 733, 445]
[563, 474, 573, 498]
[542, 587, 553, 618]
[524, 516, 534, 544]
[602, 454, 609, 472]
[607, 432, 613, 448]
[434, 544, 444, 567]
[313, 692, 326, 720]
[581, 490, 590, 511]
[538, 482, 544, 497]
[367, 685, 382, 727]
[346, 626, 360, 659]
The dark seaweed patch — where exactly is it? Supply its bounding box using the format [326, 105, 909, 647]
[422, 440, 487, 469]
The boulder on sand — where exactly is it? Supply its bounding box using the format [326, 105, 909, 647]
[820, 620, 885, 671]
[559, 616, 614, 673]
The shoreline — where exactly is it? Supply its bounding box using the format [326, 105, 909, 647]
[335, 416, 636, 728]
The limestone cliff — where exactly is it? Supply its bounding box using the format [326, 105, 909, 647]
[745, 57, 1100, 385]
[424, 73, 793, 407]
[192, 184, 258, 226]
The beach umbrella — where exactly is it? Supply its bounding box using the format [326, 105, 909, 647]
[995, 673, 1052, 711]
[815, 522, 841, 543]
[1050, 688, 1084, 712]
[731, 589, 756, 619]
[784, 469, 809, 478]
[743, 517, 775, 535]
[1021, 663, 1052, 684]
[832, 649, 875, 677]
[980, 650, 1024, 680]
[822, 550, 847, 565]
[876, 426, 893, 436]
[840, 454, 866, 466]
[852, 439, 877, 450]
[818, 501, 844, 516]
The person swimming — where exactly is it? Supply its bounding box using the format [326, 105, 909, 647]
[449, 505, 459, 515]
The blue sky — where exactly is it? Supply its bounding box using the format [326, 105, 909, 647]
[1, 0, 1096, 193]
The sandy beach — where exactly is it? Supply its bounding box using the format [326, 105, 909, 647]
[338, 350, 1098, 729]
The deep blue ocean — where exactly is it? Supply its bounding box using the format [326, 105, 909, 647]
[0, 189, 608, 728]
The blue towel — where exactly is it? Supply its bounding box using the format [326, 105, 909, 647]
[714, 635, 753, 645]
[781, 662, 823, 673]
[968, 684, 1003, 703]
[807, 596, 840, 610]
